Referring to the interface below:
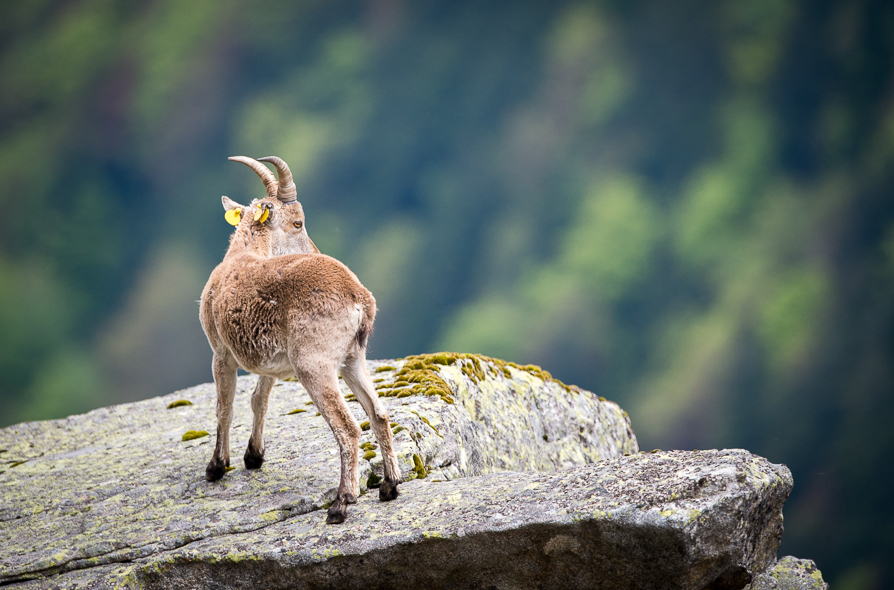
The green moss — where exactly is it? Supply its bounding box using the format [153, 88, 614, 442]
[166, 400, 193, 409]
[181, 430, 210, 441]
[359, 442, 376, 451]
[374, 354, 460, 404]
[426, 354, 458, 366]
[285, 408, 307, 415]
[392, 426, 405, 435]
[225, 466, 235, 472]
[367, 472, 382, 487]
[412, 454, 427, 479]
[363, 450, 377, 461]
[9, 460, 27, 468]
[360, 420, 370, 431]
[373, 365, 396, 373]
[376, 353, 578, 404]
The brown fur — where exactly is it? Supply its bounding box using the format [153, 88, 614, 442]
[200, 157, 400, 524]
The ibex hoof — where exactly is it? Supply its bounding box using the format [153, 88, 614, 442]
[244, 447, 265, 470]
[205, 460, 226, 482]
[379, 478, 400, 501]
[325, 498, 348, 525]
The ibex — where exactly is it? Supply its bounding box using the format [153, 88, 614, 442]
[199, 155, 401, 524]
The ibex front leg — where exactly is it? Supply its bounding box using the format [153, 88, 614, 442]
[245, 375, 275, 469]
[206, 353, 238, 481]
[298, 369, 361, 524]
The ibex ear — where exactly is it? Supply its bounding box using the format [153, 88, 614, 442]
[222, 196, 243, 211]
[222, 196, 245, 226]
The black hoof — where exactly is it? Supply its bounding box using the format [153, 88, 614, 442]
[326, 498, 348, 525]
[244, 447, 265, 470]
[379, 478, 400, 501]
[205, 459, 226, 482]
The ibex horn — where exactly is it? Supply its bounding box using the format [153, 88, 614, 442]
[258, 156, 297, 204]
[228, 156, 278, 200]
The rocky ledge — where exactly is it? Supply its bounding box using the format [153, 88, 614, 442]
[0, 353, 827, 589]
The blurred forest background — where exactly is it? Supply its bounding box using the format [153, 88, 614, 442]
[1, 0, 892, 587]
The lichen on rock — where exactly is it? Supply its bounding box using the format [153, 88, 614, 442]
[745, 556, 830, 590]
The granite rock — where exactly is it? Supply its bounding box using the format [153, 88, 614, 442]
[745, 556, 830, 590]
[0, 354, 636, 586]
[9, 450, 793, 589]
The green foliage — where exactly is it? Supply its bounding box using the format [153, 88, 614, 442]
[1, 1, 893, 586]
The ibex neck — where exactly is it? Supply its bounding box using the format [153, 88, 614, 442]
[225, 223, 273, 259]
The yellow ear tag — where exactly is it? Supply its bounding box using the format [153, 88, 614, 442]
[254, 206, 269, 223]
[225, 209, 242, 226]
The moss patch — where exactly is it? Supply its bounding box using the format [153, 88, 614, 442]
[373, 366, 396, 373]
[166, 400, 193, 409]
[366, 472, 382, 488]
[181, 430, 210, 442]
[285, 408, 307, 415]
[373, 352, 580, 404]
[360, 421, 370, 431]
[412, 454, 427, 479]
[363, 450, 377, 461]
[374, 354, 457, 404]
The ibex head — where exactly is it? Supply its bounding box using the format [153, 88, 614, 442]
[223, 156, 320, 256]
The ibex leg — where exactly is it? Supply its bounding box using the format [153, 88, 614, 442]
[245, 375, 275, 469]
[206, 353, 238, 482]
[297, 368, 361, 525]
[342, 354, 401, 501]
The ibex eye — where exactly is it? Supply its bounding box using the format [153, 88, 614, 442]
[293, 220, 303, 229]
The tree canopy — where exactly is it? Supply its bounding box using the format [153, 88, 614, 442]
[1, 1, 892, 587]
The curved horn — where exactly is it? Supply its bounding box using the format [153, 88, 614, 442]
[228, 156, 278, 199]
[258, 156, 297, 203]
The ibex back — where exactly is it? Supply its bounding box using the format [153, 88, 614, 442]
[199, 156, 401, 524]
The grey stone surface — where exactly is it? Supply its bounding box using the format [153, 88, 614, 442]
[745, 556, 829, 590]
[0, 354, 636, 587]
[9, 450, 793, 590]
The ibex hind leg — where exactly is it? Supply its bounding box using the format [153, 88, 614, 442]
[244, 375, 275, 469]
[296, 366, 361, 524]
[206, 353, 239, 482]
[342, 353, 401, 501]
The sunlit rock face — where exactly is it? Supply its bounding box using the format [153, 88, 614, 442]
[0, 354, 825, 589]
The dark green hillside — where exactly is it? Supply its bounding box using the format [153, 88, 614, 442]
[1, 1, 892, 587]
